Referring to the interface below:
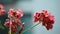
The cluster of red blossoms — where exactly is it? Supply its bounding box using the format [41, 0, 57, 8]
[8, 9, 23, 19]
[33, 10, 55, 30]
[4, 8, 25, 34]
[0, 4, 5, 16]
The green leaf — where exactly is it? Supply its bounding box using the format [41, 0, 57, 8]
[0, 25, 5, 30]
[0, 20, 5, 30]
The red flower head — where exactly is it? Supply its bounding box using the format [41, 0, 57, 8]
[8, 9, 23, 19]
[33, 10, 55, 30]
[0, 4, 4, 8]
[4, 19, 21, 32]
[0, 4, 5, 16]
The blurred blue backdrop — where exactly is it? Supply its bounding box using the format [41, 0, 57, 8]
[0, 0, 60, 34]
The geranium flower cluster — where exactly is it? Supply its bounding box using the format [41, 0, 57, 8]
[4, 9, 25, 34]
[33, 10, 55, 30]
[8, 9, 23, 19]
[0, 4, 5, 16]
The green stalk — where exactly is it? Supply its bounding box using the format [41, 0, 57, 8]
[22, 23, 40, 34]
[9, 19, 12, 34]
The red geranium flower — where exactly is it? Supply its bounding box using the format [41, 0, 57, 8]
[33, 10, 55, 30]
[4, 9, 24, 33]
[8, 9, 23, 19]
[0, 4, 5, 16]
[4, 19, 21, 32]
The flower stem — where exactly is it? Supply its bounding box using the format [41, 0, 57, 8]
[22, 23, 40, 34]
[9, 19, 12, 34]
